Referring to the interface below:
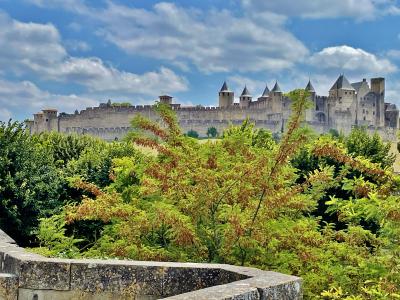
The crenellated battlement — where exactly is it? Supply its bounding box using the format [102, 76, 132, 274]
[27, 76, 400, 141]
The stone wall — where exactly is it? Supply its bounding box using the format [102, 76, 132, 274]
[55, 106, 284, 141]
[0, 229, 302, 300]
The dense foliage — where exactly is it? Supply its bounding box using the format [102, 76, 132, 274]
[1, 91, 400, 299]
[0, 124, 137, 245]
[0, 121, 62, 245]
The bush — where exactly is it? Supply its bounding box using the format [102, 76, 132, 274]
[186, 129, 199, 138]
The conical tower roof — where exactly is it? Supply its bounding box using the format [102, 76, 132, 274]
[305, 79, 315, 92]
[330, 74, 355, 91]
[271, 81, 282, 93]
[220, 81, 230, 92]
[262, 84, 270, 96]
[241, 86, 251, 96]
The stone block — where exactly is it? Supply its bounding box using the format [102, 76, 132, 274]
[18, 260, 70, 290]
[70, 262, 135, 292]
[0, 273, 18, 300]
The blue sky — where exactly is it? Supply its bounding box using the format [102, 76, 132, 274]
[1, 0, 400, 120]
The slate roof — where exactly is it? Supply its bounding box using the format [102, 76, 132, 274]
[271, 81, 282, 93]
[351, 82, 363, 91]
[305, 80, 315, 92]
[330, 75, 355, 91]
[241, 86, 251, 96]
[220, 81, 230, 92]
[262, 84, 270, 96]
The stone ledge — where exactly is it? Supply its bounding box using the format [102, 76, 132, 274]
[0, 229, 302, 299]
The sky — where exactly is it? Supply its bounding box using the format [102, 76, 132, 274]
[1, 0, 400, 121]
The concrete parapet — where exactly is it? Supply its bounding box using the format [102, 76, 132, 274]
[0, 229, 302, 299]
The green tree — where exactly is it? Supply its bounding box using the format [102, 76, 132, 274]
[186, 129, 199, 138]
[0, 121, 62, 245]
[345, 127, 394, 168]
[34, 94, 400, 299]
[34, 132, 104, 168]
[206, 126, 218, 138]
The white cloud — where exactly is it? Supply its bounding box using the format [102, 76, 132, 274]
[0, 12, 188, 96]
[28, 1, 308, 73]
[309, 45, 397, 75]
[0, 108, 12, 122]
[241, 0, 399, 20]
[387, 49, 400, 59]
[0, 78, 98, 120]
[98, 2, 308, 73]
[52, 58, 189, 95]
[228, 75, 266, 99]
[64, 40, 91, 52]
[0, 12, 67, 74]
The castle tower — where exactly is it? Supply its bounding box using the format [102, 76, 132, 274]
[219, 81, 234, 108]
[305, 80, 316, 98]
[328, 74, 357, 130]
[305, 79, 316, 122]
[239, 86, 252, 108]
[159, 95, 173, 105]
[371, 77, 385, 127]
[262, 84, 269, 97]
[270, 81, 283, 113]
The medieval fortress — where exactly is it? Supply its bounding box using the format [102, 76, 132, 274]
[27, 75, 400, 140]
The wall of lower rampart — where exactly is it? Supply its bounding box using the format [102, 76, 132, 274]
[0, 229, 302, 300]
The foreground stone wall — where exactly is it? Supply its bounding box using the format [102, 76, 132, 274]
[0, 229, 302, 299]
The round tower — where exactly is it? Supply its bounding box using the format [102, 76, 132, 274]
[219, 81, 234, 108]
[270, 81, 283, 113]
[305, 79, 316, 122]
[239, 86, 252, 108]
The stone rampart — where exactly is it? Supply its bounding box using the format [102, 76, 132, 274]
[0, 229, 302, 299]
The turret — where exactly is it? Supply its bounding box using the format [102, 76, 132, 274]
[219, 81, 234, 108]
[270, 81, 283, 113]
[239, 86, 252, 108]
[33, 109, 58, 133]
[328, 74, 357, 128]
[159, 95, 173, 105]
[305, 79, 316, 121]
[371, 77, 385, 127]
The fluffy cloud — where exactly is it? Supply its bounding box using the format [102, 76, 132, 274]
[241, 0, 400, 20]
[53, 58, 188, 95]
[309, 45, 397, 75]
[100, 2, 308, 73]
[0, 12, 66, 74]
[0, 12, 188, 96]
[28, 1, 308, 73]
[0, 78, 97, 121]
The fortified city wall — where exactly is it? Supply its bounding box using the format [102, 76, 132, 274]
[27, 76, 400, 141]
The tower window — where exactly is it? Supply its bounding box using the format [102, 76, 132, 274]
[46, 119, 49, 122]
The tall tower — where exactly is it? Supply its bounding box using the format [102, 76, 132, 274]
[305, 80, 316, 122]
[305, 80, 316, 102]
[270, 81, 283, 113]
[239, 86, 252, 108]
[371, 77, 385, 127]
[328, 74, 357, 130]
[219, 81, 234, 108]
